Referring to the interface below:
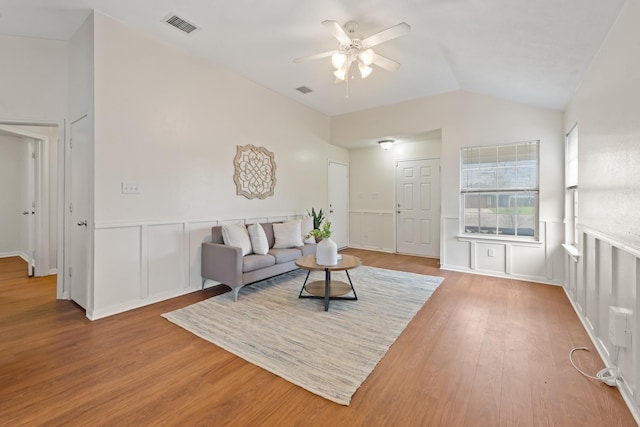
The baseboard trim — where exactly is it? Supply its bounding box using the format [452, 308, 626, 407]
[87, 286, 203, 321]
[440, 264, 562, 287]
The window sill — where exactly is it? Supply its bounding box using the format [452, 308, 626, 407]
[561, 243, 581, 262]
[457, 234, 542, 246]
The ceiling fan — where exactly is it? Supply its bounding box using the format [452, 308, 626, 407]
[294, 20, 411, 82]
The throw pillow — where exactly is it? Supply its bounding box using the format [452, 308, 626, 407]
[301, 216, 316, 244]
[221, 223, 252, 256]
[247, 223, 269, 255]
[273, 219, 304, 248]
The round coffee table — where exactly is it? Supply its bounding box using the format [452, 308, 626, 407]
[295, 254, 362, 311]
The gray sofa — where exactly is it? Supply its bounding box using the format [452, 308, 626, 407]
[201, 222, 316, 301]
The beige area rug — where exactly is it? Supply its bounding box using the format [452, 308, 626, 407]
[162, 266, 443, 405]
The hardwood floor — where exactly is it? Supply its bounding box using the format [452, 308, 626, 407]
[0, 251, 635, 426]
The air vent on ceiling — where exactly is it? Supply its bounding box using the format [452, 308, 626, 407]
[163, 14, 199, 35]
[296, 86, 313, 94]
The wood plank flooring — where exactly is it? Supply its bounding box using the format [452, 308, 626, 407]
[0, 250, 636, 426]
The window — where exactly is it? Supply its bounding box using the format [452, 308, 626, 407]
[565, 124, 578, 244]
[461, 141, 539, 238]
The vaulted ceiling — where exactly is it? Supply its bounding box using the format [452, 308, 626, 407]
[0, 0, 626, 116]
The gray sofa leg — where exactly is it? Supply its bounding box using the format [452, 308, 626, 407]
[232, 287, 241, 302]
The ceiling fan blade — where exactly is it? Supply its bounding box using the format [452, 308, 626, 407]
[371, 52, 400, 72]
[293, 50, 338, 63]
[321, 20, 352, 45]
[363, 22, 411, 47]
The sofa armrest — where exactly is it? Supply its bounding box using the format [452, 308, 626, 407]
[201, 242, 243, 288]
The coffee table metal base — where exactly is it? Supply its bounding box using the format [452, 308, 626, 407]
[298, 269, 358, 311]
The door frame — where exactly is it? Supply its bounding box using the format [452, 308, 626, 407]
[327, 160, 349, 249]
[0, 119, 66, 298]
[394, 156, 442, 257]
[67, 113, 93, 312]
[0, 124, 51, 276]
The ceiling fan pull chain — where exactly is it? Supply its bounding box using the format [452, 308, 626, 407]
[345, 71, 349, 99]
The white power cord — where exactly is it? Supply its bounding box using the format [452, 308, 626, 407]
[569, 347, 620, 387]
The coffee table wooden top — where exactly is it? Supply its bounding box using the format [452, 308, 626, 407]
[295, 254, 362, 272]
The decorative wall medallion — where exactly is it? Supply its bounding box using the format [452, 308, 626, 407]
[233, 144, 277, 199]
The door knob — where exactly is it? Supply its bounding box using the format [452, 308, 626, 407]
[77, 220, 87, 227]
[22, 211, 29, 215]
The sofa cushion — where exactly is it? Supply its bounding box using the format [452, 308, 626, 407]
[221, 223, 252, 256]
[268, 248, 303, 264]
[273, 220, 303, 248]
[247, 223, 269, 255]
[211, 226, 224, 244]
[242, 254, 276, 273]
[261, 222, 276, 248]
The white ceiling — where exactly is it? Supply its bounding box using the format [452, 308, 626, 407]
[0, 0, 626, 117]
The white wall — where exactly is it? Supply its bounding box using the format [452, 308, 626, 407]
[564, 0, 640, 419]
[0, 134, 23, 255]
[333, 90, 565, 284]
[88, 13, 346, 318]
[0, 35, 67, 121]
[349, 135, 442, 252]
[0, 35, 67, 274]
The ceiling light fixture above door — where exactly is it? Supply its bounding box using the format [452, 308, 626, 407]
[378, 139, 395, 150]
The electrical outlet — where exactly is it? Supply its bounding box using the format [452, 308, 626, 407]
[121, 182, 141, 194]
[488, 248, 495, 257]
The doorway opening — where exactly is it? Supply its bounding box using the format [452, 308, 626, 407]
[0, 121, 64, 297]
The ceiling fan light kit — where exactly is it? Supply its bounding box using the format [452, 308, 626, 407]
[331, 52, 347, 69]
[294, 19, 410, 95]
[358, 62, 373, 79]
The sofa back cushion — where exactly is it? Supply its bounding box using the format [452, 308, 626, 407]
[247, 223, 269, 255]
[212, 222, 276, 249]
[221, 223, 253, 256]
[211, 226, 225, 244]
[273, 220, 304, 248]
[261, 222, 276, 248]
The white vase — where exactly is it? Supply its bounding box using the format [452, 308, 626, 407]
[316, 237, 338, 266]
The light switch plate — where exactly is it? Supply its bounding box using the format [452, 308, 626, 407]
[121, 182, 140, 194]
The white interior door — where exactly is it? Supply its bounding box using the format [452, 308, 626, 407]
[328, 161, 349, 249]
[396, 158, 441, 258]
[70, 116, 90, 310]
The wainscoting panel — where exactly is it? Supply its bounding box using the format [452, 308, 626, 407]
[363, 213, 381, 249]
[381, 213, 395, 251]
[510, 244, 547, 279]
[475, 241, 506, 272]
[563, 225, 639, 420]
[348, 211, 394, 252]
[188, 220, 218, 289]
[349, 212, 363, 248]
[93, 226, 142, 315]
[442, 217, 470, 268]
[147, 223, 186, 296]
[92, 214, 302, 320]
[441, 218, 564, 285]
